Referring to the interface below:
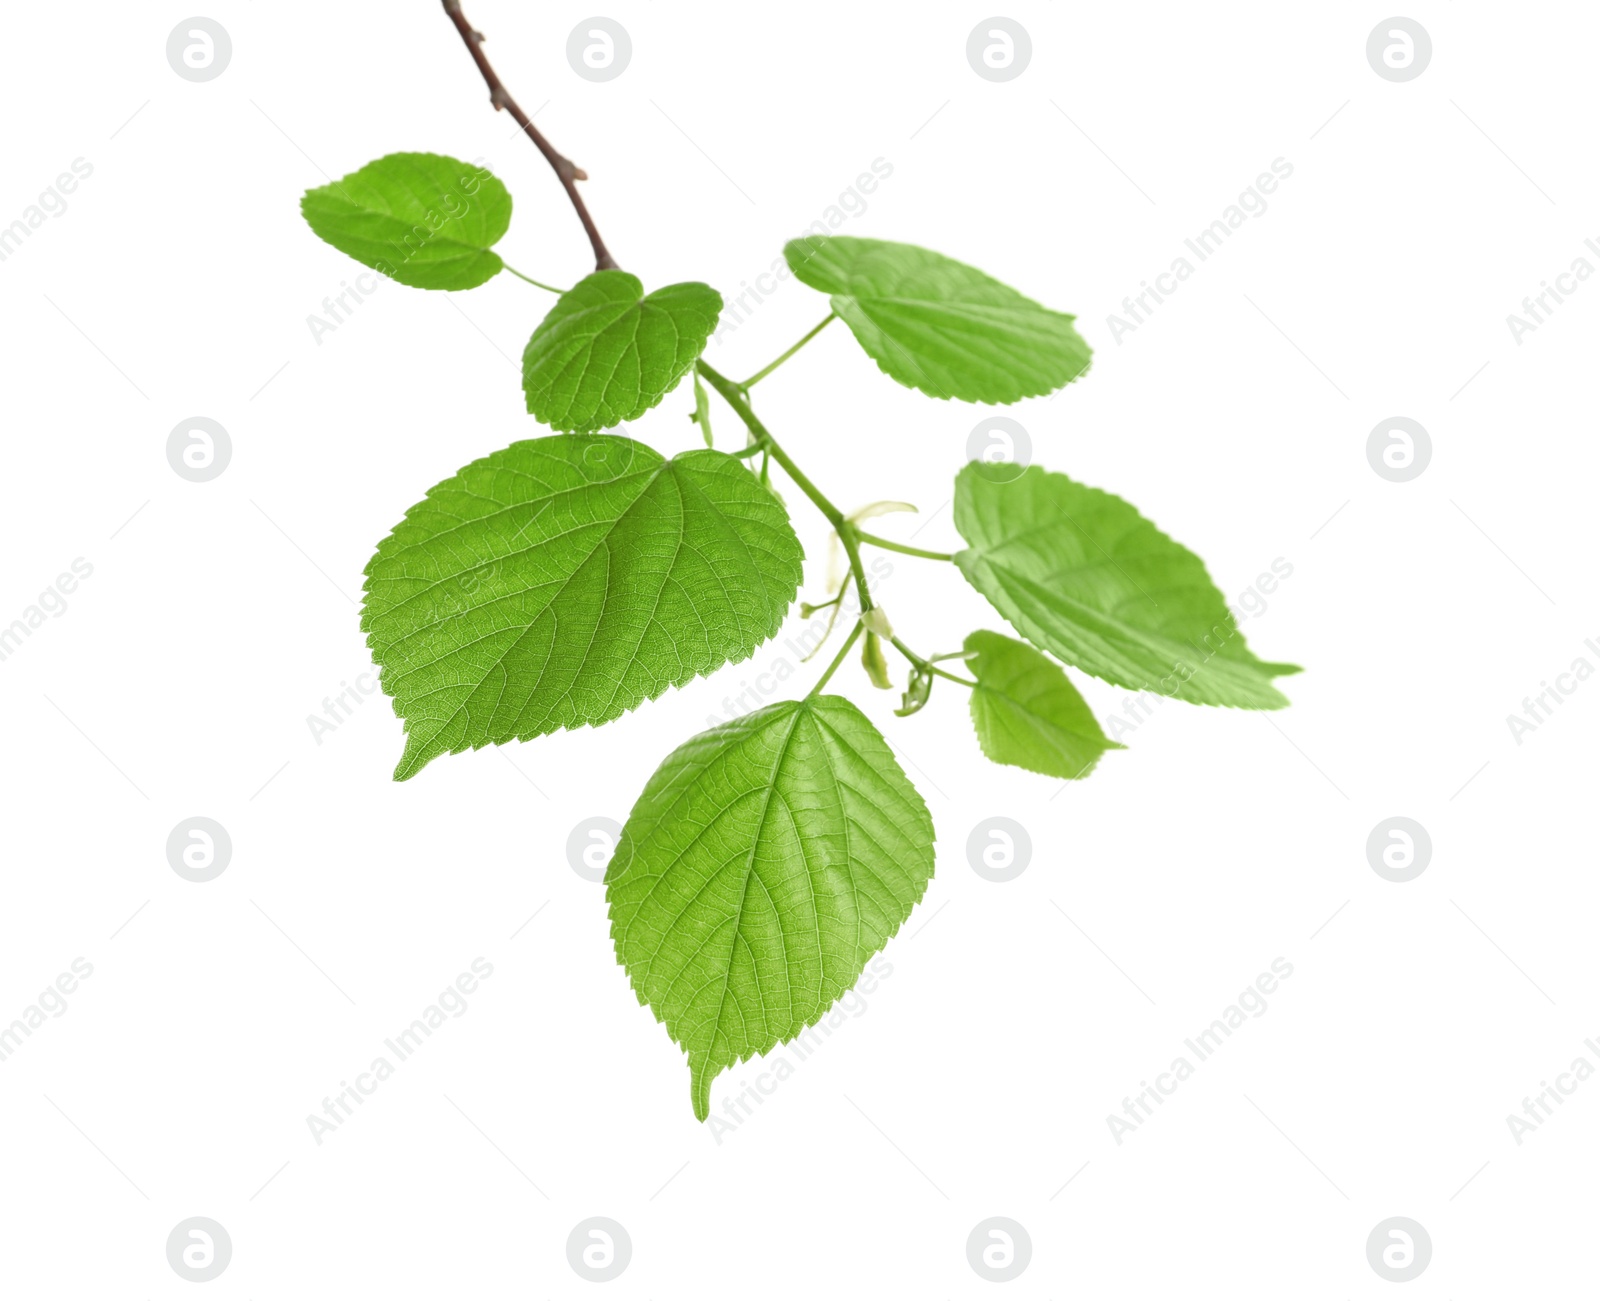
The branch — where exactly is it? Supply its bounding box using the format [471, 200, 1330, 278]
[440, 0, 618, 271]
[697, 358, 876, 611]
[696, 360, 875, 616]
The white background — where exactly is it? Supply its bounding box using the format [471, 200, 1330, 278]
[1, 1, 1595, 1295]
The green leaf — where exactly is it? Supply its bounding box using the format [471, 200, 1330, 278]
[690, 370, 714, 447]
[362, 434, 803, 780]
[300, 152, 512, 290]
[783, 235, 1091, 403]
[607, 696, 935, 1120]
[953, 463, 1300, 708]
[861, 630, 893, 689]
[896, 662, 932, 717]
[965, 630, 1123, 780]
[522, 271, 723, 432]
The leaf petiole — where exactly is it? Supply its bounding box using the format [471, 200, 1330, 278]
[890, 635, 976, 688]
[501, 263, 567, 293]
[739, 312, 835, 388]
[854, 530, 954, 562]
[809, 622, 864, 697]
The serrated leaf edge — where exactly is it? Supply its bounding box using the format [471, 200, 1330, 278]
[361, 439, 803, 780]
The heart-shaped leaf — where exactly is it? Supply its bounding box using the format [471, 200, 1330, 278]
[965, 630, 1123, 779]
[522, 271, 723, 432]
[954, 462, 1300, 708]
[363, 434, 803, 780]
[607, 695, 935, 1120]
[301, 152, 512, 290]
[784, 235, 1091, 403]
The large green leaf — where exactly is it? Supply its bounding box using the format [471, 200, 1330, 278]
[965, 630, 1123, 780]
[522, 271, 722, 431]
[783, 235, 1091, 403]
[363, 435, 803, 780]
[301, 152, 512, 290]
[607, 696, 935, 1120]
[954, 463, 1300, 708]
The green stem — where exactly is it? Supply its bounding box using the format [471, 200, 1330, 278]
[725, 442, 765, 459]
[740, 313, 835, 388]
[890, 636, 976, 689]
[809, 622, 864, 697]
[502, 264, 566, 293]
[855, 531, 954, 562]
[696, 360, 874, 613]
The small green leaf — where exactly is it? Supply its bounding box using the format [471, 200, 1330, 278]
[965, 630, 1123, 780]
[691, 370, 714, 447]
[607, 696, 935, 1120]
[363, 434, 803, 780]
[954, 463, 1300, 708]
[783, 235, 1091, 403]
[861, 630, 893, 688]
[896, 662, 933, 717]
[522, 271, 722, 432]
[300, 152, 512, 290]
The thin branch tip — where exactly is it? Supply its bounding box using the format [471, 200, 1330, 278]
[442, 0, 617, 271]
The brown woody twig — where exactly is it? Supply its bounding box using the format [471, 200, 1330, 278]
[441, 0, 618, 270]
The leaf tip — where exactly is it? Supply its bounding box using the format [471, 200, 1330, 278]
[392, 737, 433, 782]
[691, 1059, 714, 1122]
